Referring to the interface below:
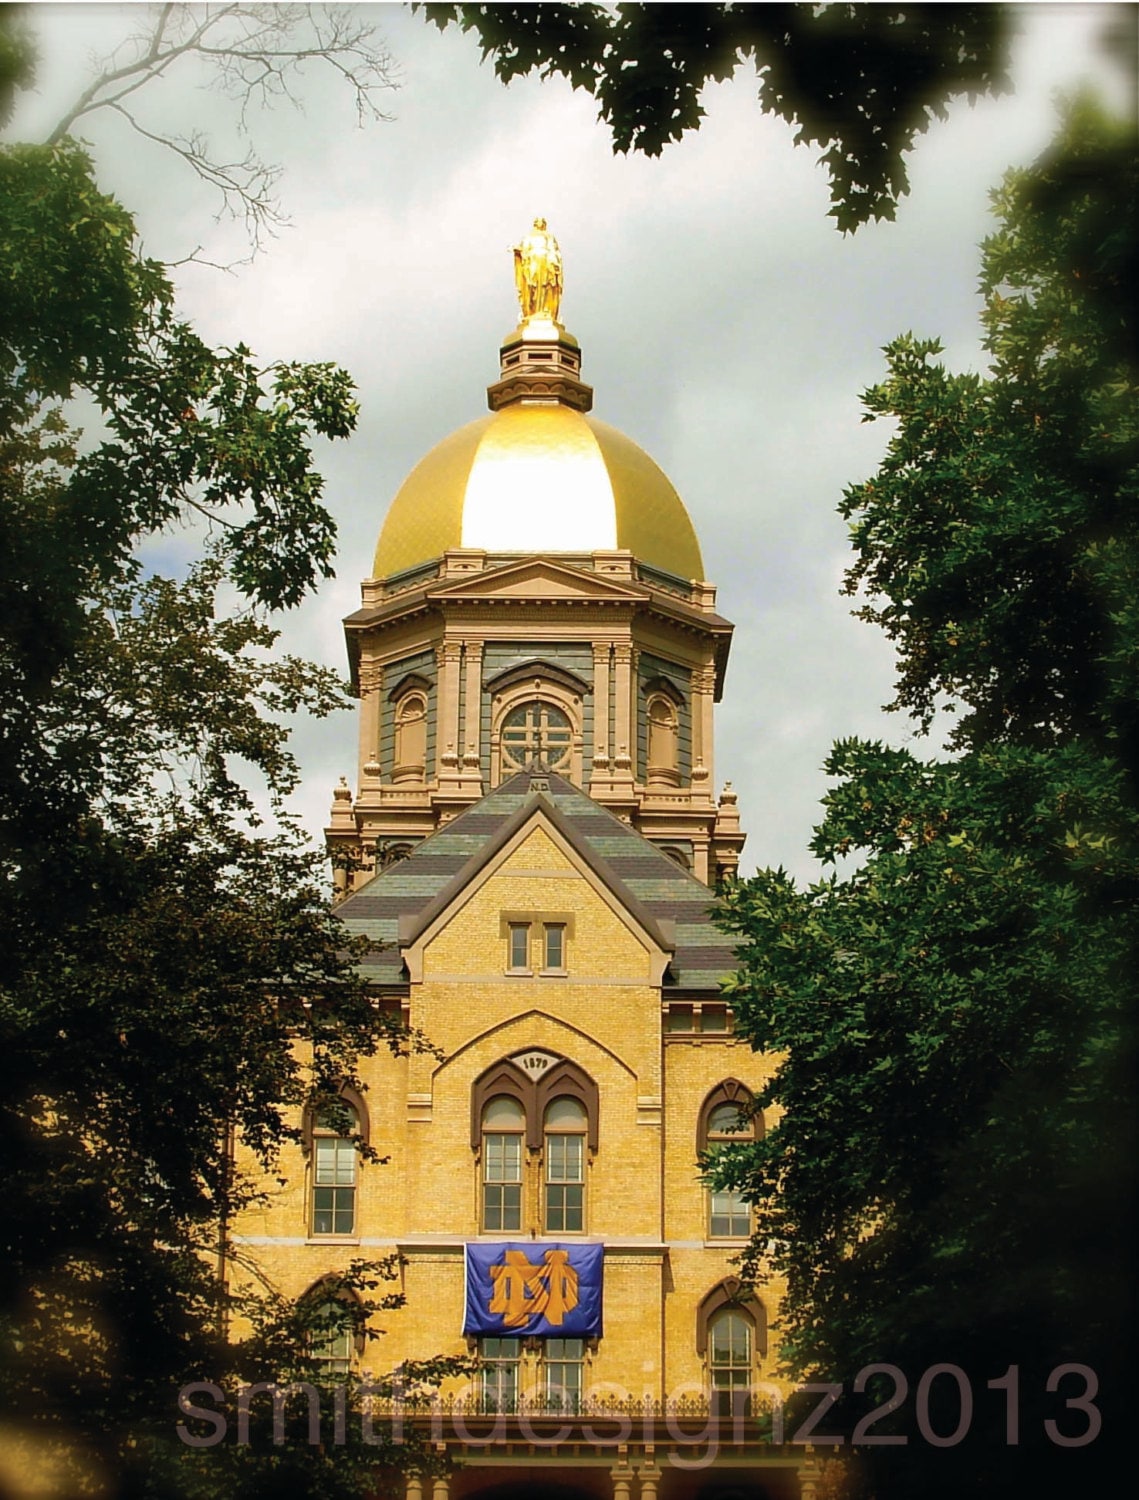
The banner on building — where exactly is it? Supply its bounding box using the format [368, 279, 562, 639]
[463, 1242, 603, 1339]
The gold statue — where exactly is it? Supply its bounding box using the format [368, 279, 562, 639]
[513, 217, 563, 325]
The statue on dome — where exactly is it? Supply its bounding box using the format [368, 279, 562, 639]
[513, 217, 563, 325]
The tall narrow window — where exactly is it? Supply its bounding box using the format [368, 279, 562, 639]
[543, 922, 565, 972]
[309, 1299, 353, 1377]
[312, 1104, 358, 1236]
[507, 922, 531, 972]
[706, 1100, 751, 1238]
[708, 1310, 752, 1415]
[544, 1338, 584, 1413]
[544, 1096, 586, 1233]
[482, 1096, 524, 1231]
[478, 1337, 521, 1412]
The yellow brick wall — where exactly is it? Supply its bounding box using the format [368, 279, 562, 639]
[232, 824, 792, 1402]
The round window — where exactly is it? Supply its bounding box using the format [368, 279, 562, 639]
[501, 700, 573, 771]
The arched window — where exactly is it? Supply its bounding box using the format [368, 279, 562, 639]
[311, 1102, 359, 1237]
[471, 1057, 599, 1230]
[699, 1082, 761, 1241]
[309, 1299, 354, 1376]
[481, 1095, 524, 1232]
[501, 699, 573, 772]
[708, 1310, 753, 1415]
[646, 694, 680, 785]
[303, 1280, 365, 1378]
[659, 844, 692, 871]
[393, 691, 428, 782]
[697, 1280, 766, 1417]
[544, 1096, 586, 1233]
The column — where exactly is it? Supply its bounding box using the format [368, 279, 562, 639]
[462, 640, 483, 782]
[404, 1479, 423, 1500]
[637, 1461, 661, 1500]
[357, 657, 383, 784]
[435, 640, 463, 784]
[610, 1461, 633, 1500]
[798, 1449, 821, 1500]
[591, 641, 611, 782]
[431, 1476, 450, 1500]
[612, 642, 634, 779]
[691, 662, 716, 797]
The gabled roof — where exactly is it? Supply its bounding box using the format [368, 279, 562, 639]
[335, 769, 737, 992]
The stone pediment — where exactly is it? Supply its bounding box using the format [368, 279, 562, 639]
[426, 555, 649, 606]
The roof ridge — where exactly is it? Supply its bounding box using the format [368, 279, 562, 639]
[399, 792, 675, 954]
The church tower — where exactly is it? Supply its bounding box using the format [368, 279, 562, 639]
[326, 219, 744, 890]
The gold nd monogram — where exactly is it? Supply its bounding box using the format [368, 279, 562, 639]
[488, 1249, 580, 1328]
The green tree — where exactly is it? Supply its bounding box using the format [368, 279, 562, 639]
[0, 34, 460, 1500]
[715, 101, 1136, 1496]
[420, 2, 1010, 230]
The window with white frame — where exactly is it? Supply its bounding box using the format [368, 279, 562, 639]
[544, 1096, 586, 1233]
[309, 1298, 354, 1377]
[543, 1337, 585, 1413]
[542, 921, 566, 972]
[708, 1309, 753, 1415]
[482, 1095, 524, 1231]
[312, 1103, 358, 1236]
[478, 1337, 521, 1412]
[706, 1100, 751, 1238]
[507, 921, 531, 972]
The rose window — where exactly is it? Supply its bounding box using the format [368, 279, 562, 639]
[501, 701, 573, 771]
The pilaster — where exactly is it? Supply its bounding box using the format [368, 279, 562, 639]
[591, 641, 611, 790]
[691, 662, 717, 802]
[461, 639, 484, 790]
[612, 642, 635, 784]
[357, 657, 383, 789]
[435, 640, 463, 789]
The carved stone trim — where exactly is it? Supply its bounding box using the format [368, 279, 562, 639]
[695, 1278, 768, 1358]
[697, 1079, 762, 1153]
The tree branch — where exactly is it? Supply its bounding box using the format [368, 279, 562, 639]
[44, 3, 397, 250]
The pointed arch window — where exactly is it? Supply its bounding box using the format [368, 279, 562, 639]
[699, 1081, 761, 1241]
[309, 1300, 353, 1376]
[303, 1280, 365, 1379]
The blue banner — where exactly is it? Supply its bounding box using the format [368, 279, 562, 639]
[464, 1243, 603, 1338]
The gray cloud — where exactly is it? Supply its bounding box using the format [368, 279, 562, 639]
[13, 2, 1126, 881]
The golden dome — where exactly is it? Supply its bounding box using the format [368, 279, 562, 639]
[374, 223, 704, 583]
[373, 403, 704, 582]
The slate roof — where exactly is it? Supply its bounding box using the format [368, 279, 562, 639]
[336, 768, 738, 992]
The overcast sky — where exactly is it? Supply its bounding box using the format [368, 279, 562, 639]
[12, 2, 1132, 881]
